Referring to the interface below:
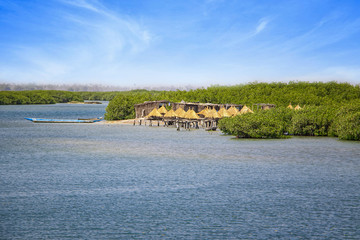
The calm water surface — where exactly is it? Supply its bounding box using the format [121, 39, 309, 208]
[1, 103, 359, 239]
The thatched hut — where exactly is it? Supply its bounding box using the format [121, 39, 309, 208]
[197, 107, 209, 118]
[146, 108, 163, 119]
[227, 106, 239, 116]
[184, 109, 200, 120]
[287, 103, 293, 109]
[294, 104, 302, 110]
[218, 107, 231, 118]
[164, 109, 177, 118]
[206, 108, 221, 119]
[158, 105, 168, 115]
[238, 105, 254, 114]
[175, 107, 186, 118]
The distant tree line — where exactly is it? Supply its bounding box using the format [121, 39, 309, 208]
[0, 83, 198, 92]
[0, 90, 83, 105]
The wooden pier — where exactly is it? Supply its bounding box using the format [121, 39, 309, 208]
[133, 118, 218, 131]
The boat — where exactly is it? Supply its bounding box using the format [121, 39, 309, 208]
[77, 117, 103, 121]
[24, 117, 103, 123]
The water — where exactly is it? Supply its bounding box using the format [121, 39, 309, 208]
[1, 103, 359, 239]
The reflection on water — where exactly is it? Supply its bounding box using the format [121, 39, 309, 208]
[1, 104, 360, 239]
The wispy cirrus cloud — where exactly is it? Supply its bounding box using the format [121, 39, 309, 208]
[0, 0, 154, 84]
[278, 13, 360, 54]
[59, 0, 103, 13]
[58, 0, 152, 53]
[254, 18, 269, 35]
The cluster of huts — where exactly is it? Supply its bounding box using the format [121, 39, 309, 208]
[287, 103, 302, 110]
[134, 100, 275, 130]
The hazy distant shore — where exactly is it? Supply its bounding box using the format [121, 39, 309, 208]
[0, 83, 201, 92]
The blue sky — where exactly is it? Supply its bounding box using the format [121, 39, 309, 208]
[0, 0, 359, 87]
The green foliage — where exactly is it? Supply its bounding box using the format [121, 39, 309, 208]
[104, 92, 157, 120]
[104, 95, 137, 120]
[290, 106, 336, 136]
[330, 100, 360, 140]
[0, 90, 83, 105]
[218, 108, 291, 138]
[219, 103, 360, 141]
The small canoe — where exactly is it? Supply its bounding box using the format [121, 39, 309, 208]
[78, 117, 103, 121]
[25, 117, 103, 123]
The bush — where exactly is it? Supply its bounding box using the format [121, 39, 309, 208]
[218, 108, 291, 138]
[290, 106, 336, 136]
[104, 94, 136, 120]
[330, 101, 360, 140]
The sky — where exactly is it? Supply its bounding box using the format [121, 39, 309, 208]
[0, 0, 360, 87]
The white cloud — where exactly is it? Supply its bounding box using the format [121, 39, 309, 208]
[254, 18, 268, 35]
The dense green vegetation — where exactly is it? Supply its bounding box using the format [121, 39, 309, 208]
[0, 90, 83, 105]
[218, 101, 360, 140]
[218, 108, 291, 139]
[105, 93, 149, 120]
[103, 81, 360, 140]
[329, 100, 360, 140]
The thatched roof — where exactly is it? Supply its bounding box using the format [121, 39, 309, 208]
[287, 103, 293, 109]
[205, 108, 221, 119]
[164, 109, 177, 118]
[175, 107, 185, 115]
[175, 107, 186, 118]
[218, 107, 231, 118]
[294, 104, 302, 110]
[238, 105, 254, 114]
[185, 109, 200, 119]
[158, 105, 168, 114]
[197, 107, 209, 116]
[146, 108, 163, 119]
[227, 106, 239, 116]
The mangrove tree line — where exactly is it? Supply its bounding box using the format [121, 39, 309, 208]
[0, 90, 83, 105]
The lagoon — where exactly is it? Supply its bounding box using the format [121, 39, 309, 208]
[1, 103, 359, 239]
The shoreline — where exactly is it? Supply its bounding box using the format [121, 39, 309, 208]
[98, 119, 136, 125]
[98, 119, 166, 126]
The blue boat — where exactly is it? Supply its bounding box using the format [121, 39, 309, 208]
[24, 117, 103, 123]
